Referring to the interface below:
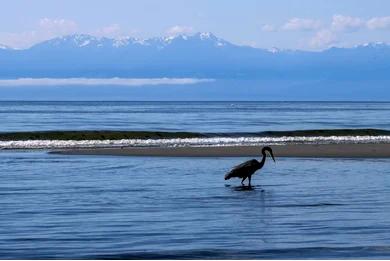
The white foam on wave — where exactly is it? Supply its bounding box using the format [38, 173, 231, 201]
[2, 135, 390, 149]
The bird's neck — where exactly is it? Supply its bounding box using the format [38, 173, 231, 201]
[259, 152, 267, 167]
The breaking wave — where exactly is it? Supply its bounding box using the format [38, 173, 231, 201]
[2, 135, 390, 149]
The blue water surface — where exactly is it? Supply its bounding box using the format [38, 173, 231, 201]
[1, 101, 390, 259]
[1, 151, 390, 259]
[1, 101, 390, 132]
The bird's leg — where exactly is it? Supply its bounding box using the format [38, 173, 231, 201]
[248, 175, 252, 187]
[241, 177, 247, 185]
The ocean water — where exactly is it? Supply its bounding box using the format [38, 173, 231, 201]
[1, 101, 390, 132]
[2, 101, 390, 149]
[0, 151, 390, 259]
[1, 101, 390, 259]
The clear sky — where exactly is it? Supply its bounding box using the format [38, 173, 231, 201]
[1, 0, 390, 50]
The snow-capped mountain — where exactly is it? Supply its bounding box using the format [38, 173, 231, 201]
[0, 33, 389, 79]
[30, 32, 229, 50]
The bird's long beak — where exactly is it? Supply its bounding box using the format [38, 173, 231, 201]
[269, 151, 276, 162]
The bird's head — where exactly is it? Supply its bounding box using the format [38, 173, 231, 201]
[262, 146, 276, 162]
[224, 173, 232, 180]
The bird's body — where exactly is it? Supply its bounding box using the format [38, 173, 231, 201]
[225, 159, 262, 179]
[224, 146, 275, 186]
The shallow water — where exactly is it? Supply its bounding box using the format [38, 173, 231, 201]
[1, 151, 390, 259]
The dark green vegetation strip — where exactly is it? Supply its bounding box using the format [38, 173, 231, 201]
[262, 128, 390, 137]
[1, 129, 389, 141]
[0, 131, 206, 141]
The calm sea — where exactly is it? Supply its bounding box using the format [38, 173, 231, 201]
[1, 101, 390, 259]
[1, 101, 390, 132]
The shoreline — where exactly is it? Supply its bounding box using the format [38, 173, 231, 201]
[51, 143, 390, 158]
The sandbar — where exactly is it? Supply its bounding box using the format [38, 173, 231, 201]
[52, 143, 390, 158]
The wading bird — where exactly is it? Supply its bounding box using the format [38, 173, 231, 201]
[224, 146, 275, 186]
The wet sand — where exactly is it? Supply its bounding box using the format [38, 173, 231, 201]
[52, 143, 390, 158]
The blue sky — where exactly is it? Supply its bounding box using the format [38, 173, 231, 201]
[1, 0, 390, 50]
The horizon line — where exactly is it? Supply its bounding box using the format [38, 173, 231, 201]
[1, 100, 389, 103]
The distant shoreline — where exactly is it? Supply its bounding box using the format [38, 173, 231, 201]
[52, 143, 390, 158]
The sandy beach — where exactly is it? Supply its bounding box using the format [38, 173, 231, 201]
[52, 143, 390, 158]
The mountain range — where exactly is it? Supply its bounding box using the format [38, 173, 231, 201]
[0, 32, 390, 80]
